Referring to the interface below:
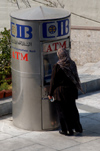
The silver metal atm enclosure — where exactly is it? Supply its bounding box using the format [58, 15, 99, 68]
[10, 6, 71, 131]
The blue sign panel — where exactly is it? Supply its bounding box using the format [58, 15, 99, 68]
[11, 22, 32, 39]
[42, 18, 69, 39]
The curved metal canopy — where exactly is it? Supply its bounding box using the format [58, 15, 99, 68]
[10, 6, 70, 20]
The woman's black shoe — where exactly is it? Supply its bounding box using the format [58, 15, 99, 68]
[67, 129, 74, 136]
[59, 130, 74, 136]
[75, 128, 83, 133]
[75, 123, 83, 133]
[59, 130, 67, 135]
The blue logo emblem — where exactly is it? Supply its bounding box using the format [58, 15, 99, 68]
[48, 25, 56, 34]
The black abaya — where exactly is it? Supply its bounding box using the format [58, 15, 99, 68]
[49, 64, 83, 134]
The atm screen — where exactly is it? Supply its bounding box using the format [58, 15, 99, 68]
[43, 53, 58, 85]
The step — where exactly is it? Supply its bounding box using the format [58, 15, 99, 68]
[79, 75, 100, 95]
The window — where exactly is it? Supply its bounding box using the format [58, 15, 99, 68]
[43, 53, 58, 85]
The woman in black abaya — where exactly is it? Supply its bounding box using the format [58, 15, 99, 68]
[48, 48, 83, 136]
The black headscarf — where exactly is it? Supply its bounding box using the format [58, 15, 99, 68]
[57, 48, 84, 93]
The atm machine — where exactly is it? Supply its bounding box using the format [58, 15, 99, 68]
[41, 38, 70, 129]
[10, 6, 71, 131]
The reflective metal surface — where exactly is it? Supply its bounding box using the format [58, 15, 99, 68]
[10, 6, 70, 20]
[11, 6, 71, 131]
[12, 70, 41, 130]
[11, 18, 42, 130]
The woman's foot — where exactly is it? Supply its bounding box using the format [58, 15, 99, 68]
[67, 129, 74, 136]
[75, 122, 83, 133]
[59, 130, 67, 135]
[59, 130, 74, 136]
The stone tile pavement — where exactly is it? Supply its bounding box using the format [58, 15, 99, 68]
[0, 90, 100, 151]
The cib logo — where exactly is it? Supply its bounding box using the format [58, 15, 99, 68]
[42, 18, 69, 38]
[11, 22, 32, 39]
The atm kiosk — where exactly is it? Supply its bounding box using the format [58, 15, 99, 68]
[10, 6, 71, 130]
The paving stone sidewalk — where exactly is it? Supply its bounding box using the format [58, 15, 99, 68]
[0, 90, 100, 151]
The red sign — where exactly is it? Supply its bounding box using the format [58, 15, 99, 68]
[43, 39, 69, 53]
[12, 51, 28, 61]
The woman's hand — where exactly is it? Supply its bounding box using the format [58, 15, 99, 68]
[48, 95, 52, 100]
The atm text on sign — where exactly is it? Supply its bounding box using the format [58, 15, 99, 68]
[43, 39, 69, 53]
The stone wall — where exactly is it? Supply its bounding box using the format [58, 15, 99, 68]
[71, 27, 100, 65]
[1, 0, 100, 31]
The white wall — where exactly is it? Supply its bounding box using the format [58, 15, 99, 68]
[71, 28, 100, 65]
[0, 0, 100, 31]
[63, 0, 100, 27]
[0, 0, 38, 31]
